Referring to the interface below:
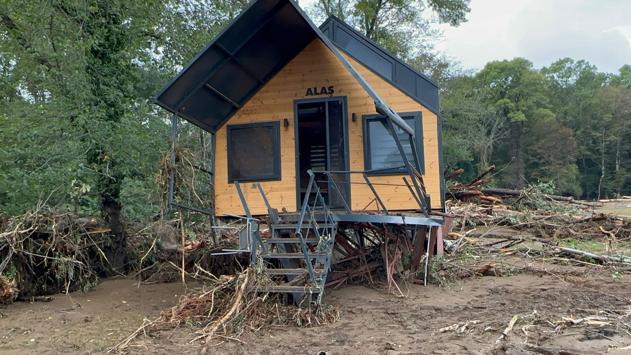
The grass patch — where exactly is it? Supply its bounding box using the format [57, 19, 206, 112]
[559, 238, 631, 257]
[559, 238, 607, 253]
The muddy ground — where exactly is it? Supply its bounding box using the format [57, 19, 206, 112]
[599, 199, 631, 218]
[1, 255, 630, 355]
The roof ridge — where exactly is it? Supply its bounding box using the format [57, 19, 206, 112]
[154, 0, 436, 133]
[320, 16, 439, 88]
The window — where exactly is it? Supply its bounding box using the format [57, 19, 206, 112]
[363, 112, 424, 174]
[227, 122, 281, 182]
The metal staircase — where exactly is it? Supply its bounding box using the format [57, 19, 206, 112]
[235, 170, 337, 304]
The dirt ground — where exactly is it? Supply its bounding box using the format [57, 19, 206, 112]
[1, 257, 630, 355]
[599, 199, 631, 218]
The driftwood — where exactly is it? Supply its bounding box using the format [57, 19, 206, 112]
[112, 267, 340, 351]
[201, 269, 251, 340]
[441, 199, 631, 282]
[481, 187, 601, 207]
[445, 165, 603, 208]
[0, 209, 112, 301]
[557, 247, 631, 265]
[496, 314, 520, 343]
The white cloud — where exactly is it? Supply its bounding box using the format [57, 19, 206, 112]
[300, 0, 631, 73]
[438, 0, 631, 73]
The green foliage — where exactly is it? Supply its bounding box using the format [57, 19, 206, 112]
[0, 0, 246, 220]
[441, 56, 630, 198]
[309, 0, 470, 59]
[0, 0, 628, 223]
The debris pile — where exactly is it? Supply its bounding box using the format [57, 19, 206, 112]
[0, 276, 18, 304]
[448, 200, 629, 243]
[447, 165, 600, 208]
[434, 180, 631, 288]
[326, 222, 439, 295]
[113, 266, 339, 351]
[127, 218, 245, 284]
[446, 165, 501, 203]
[0, 208, 113, 301]
[500, 308, 631, 350]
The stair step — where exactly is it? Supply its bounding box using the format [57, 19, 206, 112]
[263, 237, 319, 244]
[257, 285, 322, 293]
[265, 268, 325, 275]
[271, 223, 336, 230]
[261, 252, 328, 259]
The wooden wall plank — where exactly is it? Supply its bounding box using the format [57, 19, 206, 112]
[214, 39, 442, 216]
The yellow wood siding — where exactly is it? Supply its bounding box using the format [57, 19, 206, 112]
[214, 39, 441, 216]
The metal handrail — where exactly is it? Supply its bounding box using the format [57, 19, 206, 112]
[235, 174, 336, 301]
[363, 173, 388, 214]
[322, 171, 351, 213]
[311, 169, 389, 215]
[315, 167, 430, 216]
[234, 181, 266, 264]
[295, 170, 318, 281]
[295, 169, 340, 289]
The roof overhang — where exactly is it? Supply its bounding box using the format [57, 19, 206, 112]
[320, 16, 440, 114]
[155, 0, 415, 136]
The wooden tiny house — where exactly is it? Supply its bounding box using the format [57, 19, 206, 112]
[156, 0, 445, 218]
[156, 0, 445, 301]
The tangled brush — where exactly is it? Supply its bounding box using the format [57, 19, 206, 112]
[156, 146, 213, 214]
[0, 207, 112, 301]
[112, 267, 340, 351]
[0, 276, 18, 304]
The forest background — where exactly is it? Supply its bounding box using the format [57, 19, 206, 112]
[0, 0, 629, 227]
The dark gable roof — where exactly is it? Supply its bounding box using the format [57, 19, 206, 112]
[155, 0, 438, 133]
[155, 0, 317, 132]
[320, 17, 439, 114]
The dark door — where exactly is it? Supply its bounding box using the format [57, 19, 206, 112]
[295, 97, 350, 209]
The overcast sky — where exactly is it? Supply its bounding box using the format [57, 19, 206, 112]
[301, 0, 631, 73]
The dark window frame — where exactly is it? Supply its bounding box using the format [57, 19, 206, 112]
[363, 111, 424, 176]
[227, 121, 281, 183]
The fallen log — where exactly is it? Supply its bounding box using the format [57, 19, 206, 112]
[557, 247, 631, 265]
[480, 187, 521, 196]
[480, 195, 502, 204]
[444, 168, 464, 180]
[468, 165, 495, 187]
[453, 190, 483, 198]
[481, 188, 602, 207]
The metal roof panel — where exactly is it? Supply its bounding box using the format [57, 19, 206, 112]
[155, 0, 315, 132]
[319, 16, 440, 113]
[155, 0, 431, 134]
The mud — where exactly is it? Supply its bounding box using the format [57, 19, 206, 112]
[0, 279, 188, 354]
[1, 260, 629, 354]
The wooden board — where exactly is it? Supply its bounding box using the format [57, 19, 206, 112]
[214, 39, 442, 216]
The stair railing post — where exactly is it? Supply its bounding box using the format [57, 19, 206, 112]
[384, 119, 429, 216]
[296, 170, 316, 281]
[234, 181, 259, 265]
[363, 173, 388, 214]
[324, 171, 351, 213]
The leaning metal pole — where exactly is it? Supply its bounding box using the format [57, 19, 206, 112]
[384, 117, 429, 215]
[167, 114, 178, 211]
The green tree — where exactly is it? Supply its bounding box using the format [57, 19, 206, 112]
[441, 74, 494, 178]
[0, 0, 249, 270]
[613, 64, 631, 88]
[0, 1, 166, 269]
[541, 58, 631, 198]
[308, 0, 470, 59]
[475, 58, 556, 189]
[593, 85, 631, 198]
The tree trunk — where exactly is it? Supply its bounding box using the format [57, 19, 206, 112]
[597, 129, 606, 200]
[511, 121, 526, 189]
[91, 153, 127, 274]
[102, 189, 127, 273]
